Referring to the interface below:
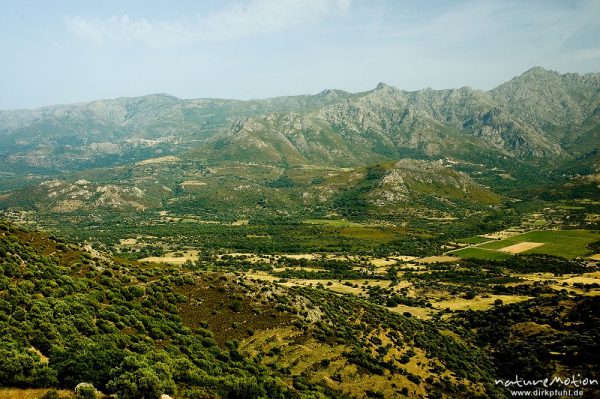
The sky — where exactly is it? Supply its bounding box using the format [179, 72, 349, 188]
[1, 0, 599, 109]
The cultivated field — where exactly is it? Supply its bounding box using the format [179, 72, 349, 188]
[453, 230, 600, 260]
[434, 295, 531, 311]
[499, 241, 544, 254]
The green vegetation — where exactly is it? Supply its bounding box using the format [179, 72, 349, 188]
[476, 230, 600, 259]
[453, 247, 513, 260]
[0, 223, 325, 398]
[456, 236, 490, 244]
[4, 221, 558, 398]
[452, 295, 600, 394]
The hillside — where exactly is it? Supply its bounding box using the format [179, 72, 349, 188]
[490, 67, 600, 141]
[0, 158, 500, 225]
[0, 91, 356, 175]
[0, 221, 511, 398]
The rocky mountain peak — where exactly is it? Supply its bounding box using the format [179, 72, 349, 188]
[316, 89, 340, 99]
[375, 82, 394, 91]
[520, 66, 558, 77]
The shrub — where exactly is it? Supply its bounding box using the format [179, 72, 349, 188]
[75, 382, 97, 399]
[229, 300, 243, 312]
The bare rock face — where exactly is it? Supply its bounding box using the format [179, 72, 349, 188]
[491, 67, 600, 130]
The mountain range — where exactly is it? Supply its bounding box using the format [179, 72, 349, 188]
[0, 66, 598, 219]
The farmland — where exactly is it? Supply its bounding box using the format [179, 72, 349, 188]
[453, 230, 600, 260]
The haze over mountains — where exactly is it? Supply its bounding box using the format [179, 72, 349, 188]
[0, 67, 598, 219]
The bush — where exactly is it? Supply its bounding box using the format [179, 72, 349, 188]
[229, 300, 243, 312]
[75, 382, 97, 399]
[464, 290, 477, 300]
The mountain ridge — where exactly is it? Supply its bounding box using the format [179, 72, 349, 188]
[0, 66, 598, 197]
[191, 67, 595, 167]
[4, 66, 599, 113]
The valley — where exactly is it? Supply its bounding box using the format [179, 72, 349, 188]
[0, 67, 599, 399]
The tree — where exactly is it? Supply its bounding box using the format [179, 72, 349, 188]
[464, 290, 477, 300]
[387, 266, 399, 284]
[107, 355, 175, 399]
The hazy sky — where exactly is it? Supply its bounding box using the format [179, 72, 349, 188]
[1, 0, 599, 109]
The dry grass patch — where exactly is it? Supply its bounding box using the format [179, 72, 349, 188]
[279, 280, 366, 296]
[416, 255, 460, 264]
[245, 272, 280, 282]
[272, 266, 324, 273]
[231, 219, 249, 226]
[135, 155, 180, 165]
[517, 271, 600, 288]
[369, 258, 398, 267]
[562, 272, 600, 285]
[499, 241, 544, 253]
[510, 322, 555, 338]
[139, 250, 198, 265]
[277, 253, 320, 260]
[274, 278, 400, 297]
[515, 272, 559, 282]
[180, 180, 207, 188]
[481, 229, 523, 239]
[387, 304, 432, 320]
[434, 294, 530, 311]
[119, 238, 138, 245]
[0, 389, 74, 399]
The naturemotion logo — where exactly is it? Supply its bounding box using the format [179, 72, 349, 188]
[495, 374, 598, 397]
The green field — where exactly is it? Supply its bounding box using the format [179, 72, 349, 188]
[460, 230, 600, 260]
[453, 247, 513, 260]
[456, 236, 491, 244]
